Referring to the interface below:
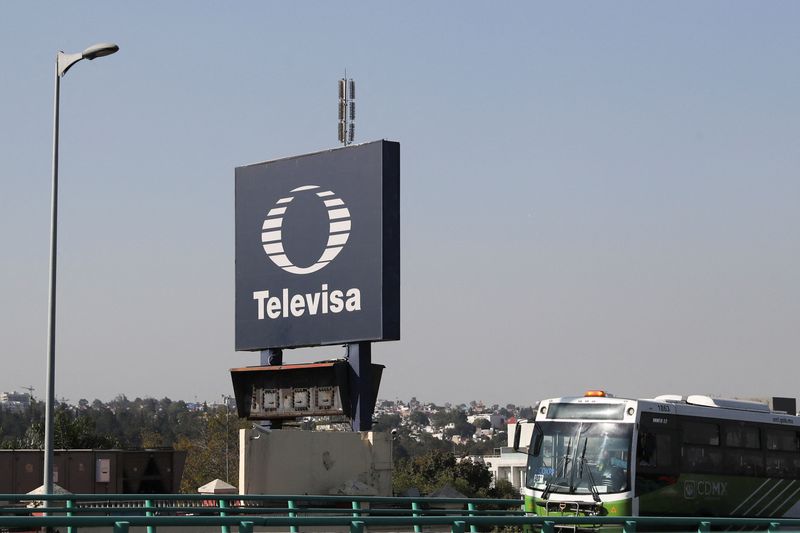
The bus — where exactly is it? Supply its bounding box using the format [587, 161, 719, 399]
[512, 391, 800, 519]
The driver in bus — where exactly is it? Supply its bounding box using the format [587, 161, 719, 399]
[597, 449, 627, 492]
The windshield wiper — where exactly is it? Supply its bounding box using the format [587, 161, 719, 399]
[579, 455, 602, 503]
[572, 438, 601, 503]
[541, 436, 572, 501]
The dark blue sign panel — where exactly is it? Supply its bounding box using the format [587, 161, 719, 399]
[235, 140, 400, 350]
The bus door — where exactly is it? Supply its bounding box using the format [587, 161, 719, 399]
[636, 412, 679, 514]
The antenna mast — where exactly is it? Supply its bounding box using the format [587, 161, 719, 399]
[338, 75, 355, 146]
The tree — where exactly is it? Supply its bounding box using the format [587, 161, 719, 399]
[393, 450, 495, 497]
[518, 406, 535, 420]
[174, 405, 246, 493]
[408, 411, 430, 427]
[475, 418, 492, 430]
[492, 479, 520, 499]
[16, 407, 119, 449]
[373, 413, 402, 431]
[392, 430, 451, 462]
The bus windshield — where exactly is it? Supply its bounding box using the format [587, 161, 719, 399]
[526, 421, 633, 496]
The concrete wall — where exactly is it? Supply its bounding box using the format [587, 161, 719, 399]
[239, 429, 392, 495]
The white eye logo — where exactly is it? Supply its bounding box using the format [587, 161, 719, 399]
[261, 185, 351, 275]
[683, 480, 696, 499]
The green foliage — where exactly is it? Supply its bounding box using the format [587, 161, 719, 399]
[0, 397, 211, 450]
[392, 429, 451, 462]
[1, 405, 119, 449]
[408, 411, 429, 427]
[174, 406, 247, 493]
[393, 450, 496, 497]
[430, 409, 476, 439]
[517, 406, 535, 420]
[491, 479, 520, 499]
[458, 431, 507, 456]
[475, 418, 492, 430]
[373, 413, 402, 431]
[0, 397, 245, 493]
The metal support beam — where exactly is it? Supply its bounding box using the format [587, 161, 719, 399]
[347, 342, 373, 431]
[260, 349, 283, 429]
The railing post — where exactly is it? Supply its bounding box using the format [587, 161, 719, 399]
[452, 520, 465, 533]
[219, 498, 230, 533]
[542, 521, 555, 533]
[412, 501, 422, 533]
[467, 503, 477, 533]
[623, 520, 636, 533]
[352, 501, 364, 533]
[697, 521, 711, 533]
[768, 522, 781, 533]
[240, 521, 254, 533]
[288, 499, 299, 533]
[145, 498, 156, 533]
[66, 498, 75, 533]
[114, 521, 130, 533]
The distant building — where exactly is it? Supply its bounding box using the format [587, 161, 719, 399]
[0, 392, 31, 412]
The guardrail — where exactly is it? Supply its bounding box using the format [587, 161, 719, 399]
[0, 493, 522, 533]
[2, 494, 799, 533]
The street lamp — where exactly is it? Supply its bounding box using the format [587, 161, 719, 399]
[44, 42, 119, 497]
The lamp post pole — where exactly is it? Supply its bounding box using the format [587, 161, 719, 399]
[43, 51, 62, 499]
[43, 43, 119, 498]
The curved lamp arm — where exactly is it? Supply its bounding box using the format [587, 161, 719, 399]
[57, 42, 119, 77]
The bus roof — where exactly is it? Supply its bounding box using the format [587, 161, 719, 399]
[539, 394, 800, 427]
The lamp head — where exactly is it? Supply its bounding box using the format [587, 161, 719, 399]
[82, 43, 119, 60]
[58, 42, 119, 77]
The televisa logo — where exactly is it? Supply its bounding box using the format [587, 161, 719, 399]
[253, 185, 361, 321]
[261, 185, 351, 275]
[253, 284, 361, 319]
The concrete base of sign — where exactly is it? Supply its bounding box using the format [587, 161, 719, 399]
[239, 428, 392, 495]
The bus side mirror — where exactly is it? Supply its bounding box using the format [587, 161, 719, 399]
[532, 425, 543, 456]
[513, 420, 522, 452]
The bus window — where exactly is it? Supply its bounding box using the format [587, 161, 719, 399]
[765, 452, 797, 478]
[682, 445, 723, 473]
[724, 449, 763, 476]
[638, 433, 672, 468]
[724, 425, 760, 449]
[683, 421, 720, 446]
[765, 429, 799, 451]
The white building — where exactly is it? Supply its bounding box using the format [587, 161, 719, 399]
[476, 422, 534, 490]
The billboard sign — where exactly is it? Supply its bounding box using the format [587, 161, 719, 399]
[235, 140, 399, 350]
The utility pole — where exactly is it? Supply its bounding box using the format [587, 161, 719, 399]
[222, 394, 231, 482]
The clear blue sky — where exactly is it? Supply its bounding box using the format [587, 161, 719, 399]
[1, 2, 798, 405]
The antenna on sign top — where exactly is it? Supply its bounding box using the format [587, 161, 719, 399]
[338, 72, 355, 146]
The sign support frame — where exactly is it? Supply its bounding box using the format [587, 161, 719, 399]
[346, 342, 374, 431]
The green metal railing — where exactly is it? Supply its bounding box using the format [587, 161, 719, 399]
[1, 494, 799, 532]
[0, 493, 522, 532]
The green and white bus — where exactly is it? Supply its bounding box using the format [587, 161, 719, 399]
[513, 391, 800, 519]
